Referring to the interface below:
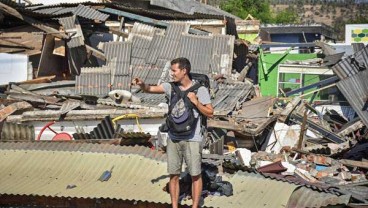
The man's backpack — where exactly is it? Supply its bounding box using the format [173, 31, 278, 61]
[166, 73, 210, 137]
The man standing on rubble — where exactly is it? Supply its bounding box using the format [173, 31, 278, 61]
[132, 57, 213, 208]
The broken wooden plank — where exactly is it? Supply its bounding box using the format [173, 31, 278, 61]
[0, 101, 32, 122]
[17, 76, 56, 84]
[340, 159, 368, 169]
[290, 113, 345, 143]
[85, 44, 106, 61]
[6, 92, 60, 105]
[279, 97, 301, 122]
[207, 119, 243, 132]
[0, 2, 68, 39]
[337, 120, 364, 137]
[60, 100, 81, 115]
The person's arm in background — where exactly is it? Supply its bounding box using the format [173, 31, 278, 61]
[132, 78, 165, 94]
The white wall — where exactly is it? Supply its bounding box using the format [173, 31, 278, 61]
[0, 53, 28, 85]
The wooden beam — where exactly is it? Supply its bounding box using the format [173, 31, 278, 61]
[207, 120, 243, 132]
[340, 159, 368, 169]
[85, 45, 106, 61]
[0, 2, 68, 39]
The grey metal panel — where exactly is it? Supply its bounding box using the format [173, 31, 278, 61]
[352, 43, 365, 53]
[129, 22, 164, 39]
[131, 35, 151, 59]
[59, 15, 85, 48]
[337, 69, 368, 127]
[332, 45, 368, 79]
[212, 82, 253, 116]
[134, 92, 167, 106]
[150, 0, 241, 19]
[145, 34, 165, 64]
[211, 34, 235, 76]
[33, 7, 66, 14]
[102, 42, 132, 88]
[73, 4, 109, 22]
[75, 66, 111, 97]
[147, 59, 168, 85]
[177, 34, 213, 74]
[353, 45, 368, 70]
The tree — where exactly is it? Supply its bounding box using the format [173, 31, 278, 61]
[220, 0, 274, 23]
[274, 6, 299, 23]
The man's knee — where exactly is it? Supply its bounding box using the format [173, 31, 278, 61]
[191, 174, 201, 182]
[170, 174, 180, 181]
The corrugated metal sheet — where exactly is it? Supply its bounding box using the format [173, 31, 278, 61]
[0, 147, 298, 207]
[0, 122, 34, 141]
[150, 0, 241, 19]
[0, 149, 171, 203]
[102, 42, 132, 90]
[177, 34, 213, 75]
[337, 69, 368, 127]
[204, 171, 298, 208]
[0, 143, 349, 207]
[59, 15, 85, 48]
[73, 4, 109, 22]
[212, 82, 253, 116]
[0, 142, 167, 161]
[75, 66, 111, 97]
[352, 43, 365, 53]
[102, 42, 131, 75]
[332, 45, 368, 79]
[129, 22, 164, 40]
[211, 34, 235, 76]
[287, 187, 350, 208]
[131, 35, 152, 59]
[146, 23, 189, 64]
[134, 91, 167, 106]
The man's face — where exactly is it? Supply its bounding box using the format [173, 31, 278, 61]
[170, 63, 186, 82]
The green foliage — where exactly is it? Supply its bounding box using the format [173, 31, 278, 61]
[274, 6, 299, 24]
[220, 0, 299, 24]
[220, 0, 274, 23]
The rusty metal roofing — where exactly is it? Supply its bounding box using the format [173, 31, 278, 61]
[211, 34, 235, 76]
[59, 15, 85, 48]
[287, 187, 350, 208]
[337, 69, 368, 127]
[0, 122, 34, 141]
[75, 66, 111, 97]
[212, 82, 254, 116]
[177, 34, 213, 75]
[73, 4, 109, 22]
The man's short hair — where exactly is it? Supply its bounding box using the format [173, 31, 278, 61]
[171, 57, 191, 74]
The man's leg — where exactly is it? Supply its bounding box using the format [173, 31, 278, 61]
[167, 139, 183, 208]
[184, 141, 203, 208]
[169, 174, 180, 208]
[191, 174, 202, 208]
